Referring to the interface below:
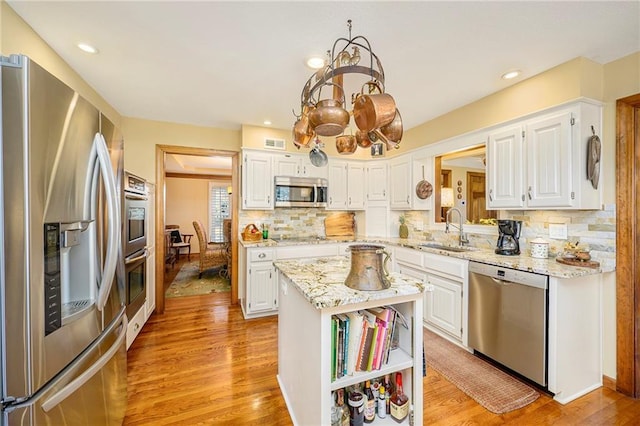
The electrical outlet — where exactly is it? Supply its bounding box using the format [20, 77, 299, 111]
[549, 223, 568, 239]
[414, 220, 424, 231]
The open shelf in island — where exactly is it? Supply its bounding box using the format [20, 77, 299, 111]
[275, 256, 424, 426]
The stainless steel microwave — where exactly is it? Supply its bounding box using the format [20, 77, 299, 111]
[274, 176, 327, 208]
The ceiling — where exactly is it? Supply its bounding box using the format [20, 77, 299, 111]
[7, 1, 639, 134]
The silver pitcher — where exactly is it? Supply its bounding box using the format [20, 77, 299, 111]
[344, 244, 391, 291]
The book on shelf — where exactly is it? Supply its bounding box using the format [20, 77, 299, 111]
[331, 317, 338, 381]
[331, 306, 408, 379]
[345, 311, 364, 375]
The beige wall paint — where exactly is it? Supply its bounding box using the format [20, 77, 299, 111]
[122, 117, 241, 182]
[1, 2, 122, 125]
[241, 124, 370, 159]
[401, 57, 603, 154]
[166, 177, 231, 254]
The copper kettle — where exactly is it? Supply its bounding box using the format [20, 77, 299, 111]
[344, 244, 391, 291]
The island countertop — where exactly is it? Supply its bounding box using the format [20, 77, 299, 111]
[273, 256, 425, 309]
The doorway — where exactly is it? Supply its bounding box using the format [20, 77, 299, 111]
[155, 145, 239, 315]
[466, 171, 497, 224]
[616, 93, 640, 398]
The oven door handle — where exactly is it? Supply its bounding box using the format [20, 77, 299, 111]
[94, 133, 121, 312]
[125, 249, 148, 265]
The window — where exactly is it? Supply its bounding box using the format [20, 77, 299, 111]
[208, 184, 231, 243]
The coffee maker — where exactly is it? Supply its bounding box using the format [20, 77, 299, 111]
[495, 220, 522, 255]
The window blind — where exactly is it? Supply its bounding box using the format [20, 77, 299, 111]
[208, 184, 230, 243]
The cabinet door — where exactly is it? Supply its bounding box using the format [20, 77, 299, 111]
[347, 163, 366, 210]
[275, 155, 300, 177]
[367, 162, 387, 201]
[327, 160, 348, 210]
[526, 112, 573, 208]
[389, 156, 411, 209]
[243, 152, 274, 209]
[425, 274, 462, 340]
[248, 262, 276, 313]
[487, 126, 524, 209]
[301, 156, 328, 179]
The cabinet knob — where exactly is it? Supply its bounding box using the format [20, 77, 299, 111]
[258, 252, 266, 259]
[488, 189, 493, 202]
[406, 195, 410, 204]
[528, 186, 532, 200]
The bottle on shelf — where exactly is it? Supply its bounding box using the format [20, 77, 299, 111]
[348, 391, 365, 426]
[363, 380, 376, 423]
[377, 386, 386, 419]
[336, 388, 350, 426]
[390, 372, 409, 422]
[384, 374, 394, 415]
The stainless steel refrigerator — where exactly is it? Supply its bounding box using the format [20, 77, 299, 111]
[0, 55, 127, 424]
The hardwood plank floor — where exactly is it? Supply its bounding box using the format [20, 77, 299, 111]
[125, 291, 640, 425]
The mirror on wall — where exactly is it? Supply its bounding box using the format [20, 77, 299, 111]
[434, 145, 497, 225]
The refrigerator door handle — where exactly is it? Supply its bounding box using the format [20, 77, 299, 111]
[41, 311, 128, 412]
[93, 132, 121, 312]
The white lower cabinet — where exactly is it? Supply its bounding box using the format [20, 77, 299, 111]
[240, 247, 277, 318]
[240, 243, 346, 319]
[424, 273, 462, 340]
[394, 247, 468, 345]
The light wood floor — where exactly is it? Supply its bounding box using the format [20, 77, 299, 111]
[125, 289, 640, 425]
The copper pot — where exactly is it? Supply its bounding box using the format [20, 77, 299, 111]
[355, 130, 373, 148]
[336, 134, 357, 154]
[344, 244, 391, 291]
[309, 83, 350, 137]
[353, 81, 396, 132]
[380, 108, 403, 142]
[293, 104, 314, 146]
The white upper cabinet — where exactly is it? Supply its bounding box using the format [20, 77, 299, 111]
[274, 153, 327, 179]
[389, 154, 412, 209]
[327, 160, 365, 210]
[487, 126, 524, 209]
[327, 160, 348, 210]
[242, 151, 274, 210]
[487, 101, 602, 210]
[366, 162, 388, 202]
[526, 112, 573, 208]
[346, 162, 366, 210]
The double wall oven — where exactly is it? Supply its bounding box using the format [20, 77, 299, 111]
[123, 172, 148, 318]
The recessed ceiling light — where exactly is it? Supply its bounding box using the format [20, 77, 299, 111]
[306, 56, 325, 70]
[77, 43, 99, 54]
[501, 70, 521, 80]
[263, 120, 272, 126]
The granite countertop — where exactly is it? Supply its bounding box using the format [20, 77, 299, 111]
[242, 236, 615, 278]
[274, 256, 424, 310]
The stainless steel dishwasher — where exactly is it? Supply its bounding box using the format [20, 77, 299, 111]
[468, 261, 549, 387]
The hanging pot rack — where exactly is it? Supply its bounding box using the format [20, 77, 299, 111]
[293, 19, 401, 158]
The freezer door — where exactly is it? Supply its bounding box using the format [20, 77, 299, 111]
[4, 309, 127, 426]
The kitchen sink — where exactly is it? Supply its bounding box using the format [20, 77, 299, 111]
[418, 242, 475, 252]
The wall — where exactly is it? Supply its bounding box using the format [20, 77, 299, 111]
[1, 2, 121, 126]
[242, 123, 371, 159]
[166, 177, 231, 254]
[401, 57, 602, 154]
[123, 117, 241, 183]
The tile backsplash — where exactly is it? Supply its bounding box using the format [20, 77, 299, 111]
[240, 205, 616, 266]
[240, 208, 340, 239]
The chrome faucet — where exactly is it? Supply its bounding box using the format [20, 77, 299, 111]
[445, 207, 469, 246]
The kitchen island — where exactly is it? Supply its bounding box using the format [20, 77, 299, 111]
[274, 256, 424, 425]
